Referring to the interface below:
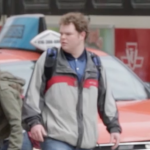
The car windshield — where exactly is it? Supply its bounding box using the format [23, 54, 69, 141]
[0, 61, 35, 95]
[100, 56, 148, 100]
[0, 56, 148, 100]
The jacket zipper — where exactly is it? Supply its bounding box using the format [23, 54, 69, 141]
[76, 72, 86, 149]
[64, 67, 85, 149]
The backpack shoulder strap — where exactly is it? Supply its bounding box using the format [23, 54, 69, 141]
[90, 52, 101, 67]
[90, 52, 102, 78]
[90, 52, 105, 107]
[44, 47, 58, 82]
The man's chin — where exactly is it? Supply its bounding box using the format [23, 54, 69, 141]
[61, 47, 69, 52]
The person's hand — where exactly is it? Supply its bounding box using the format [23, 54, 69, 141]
[30, 124, 47, 142]
[110, 132, 120, 150]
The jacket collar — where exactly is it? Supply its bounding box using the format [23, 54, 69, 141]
[63, 49, 86, 62]
[56, 48, 97, 74]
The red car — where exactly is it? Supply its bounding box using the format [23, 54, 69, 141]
[0, 14, 150, 150]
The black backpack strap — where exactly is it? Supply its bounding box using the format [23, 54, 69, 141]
[90, 52, 105, 110]
[90, 52, 102, 78]
[44, 47, 58, 82]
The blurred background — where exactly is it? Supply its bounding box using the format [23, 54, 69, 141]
[0, 0, 150, 84]
[0, 0, 150, 16]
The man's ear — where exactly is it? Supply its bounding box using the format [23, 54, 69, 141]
[80, 31, 86, 41]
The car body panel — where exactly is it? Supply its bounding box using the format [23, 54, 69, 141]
[0, 15, 150, 146]
[97, 100, 150, 144]
[0, 49, 40, 63]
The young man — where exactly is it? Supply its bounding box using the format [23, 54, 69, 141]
[23, 12, 121, 150]
[0, 71, 25, 150]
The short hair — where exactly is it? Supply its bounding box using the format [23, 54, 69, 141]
[59, 12, 89, 40]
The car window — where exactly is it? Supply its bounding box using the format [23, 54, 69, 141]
[100, 56, 148, 100]
[0, 61, 35, 95]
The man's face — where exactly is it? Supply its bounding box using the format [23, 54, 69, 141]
[59, 23, 85, 53]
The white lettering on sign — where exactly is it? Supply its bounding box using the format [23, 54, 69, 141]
[121, 42, 144, 70]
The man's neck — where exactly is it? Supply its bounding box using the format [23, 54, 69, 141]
[71, 45, 85, 58]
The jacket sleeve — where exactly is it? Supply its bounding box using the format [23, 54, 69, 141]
[98, 65, 122, 133]
[22, 51, 47, 130]
[0, 89, 23, 150]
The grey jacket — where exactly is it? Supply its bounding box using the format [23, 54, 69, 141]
[23, 49, 121, 149]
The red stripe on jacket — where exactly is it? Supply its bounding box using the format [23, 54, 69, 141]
[45, 76, 98, 92]
[45, 76, 76, 92]
[83, 79, 98, 88]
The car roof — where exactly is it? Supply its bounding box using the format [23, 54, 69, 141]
[0, 48, 108, 64]
[0, 49, 41, 63]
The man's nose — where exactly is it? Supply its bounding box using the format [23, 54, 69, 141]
[61, 34, 66, 39]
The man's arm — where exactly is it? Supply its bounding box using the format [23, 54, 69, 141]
[0, 89, 23, 150]
[22, 51, 47, 130]
[98, 66, 122, 133]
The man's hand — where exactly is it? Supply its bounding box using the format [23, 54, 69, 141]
[30, 124, 47, 142]
[110, 132, 120, 150]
